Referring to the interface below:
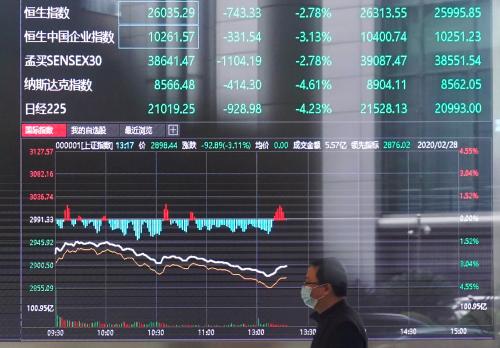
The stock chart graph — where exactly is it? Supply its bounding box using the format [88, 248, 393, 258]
[20, 139, 493, 339]
[6, 0, 495, 342]
[23, 149, 323, 338]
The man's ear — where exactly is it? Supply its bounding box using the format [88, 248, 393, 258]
[324, 283, 334, 295]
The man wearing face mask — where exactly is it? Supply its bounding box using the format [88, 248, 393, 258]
[301, 258, 367, 348]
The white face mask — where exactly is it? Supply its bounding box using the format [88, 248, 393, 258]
[300, 285, 318, 309]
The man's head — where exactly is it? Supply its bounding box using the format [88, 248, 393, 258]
[302, 257, 348, 311]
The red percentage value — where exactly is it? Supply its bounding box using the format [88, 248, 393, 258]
[459, 147, 479, 155]
[459, 169, 479, 177]
[459, 192, 480, 200]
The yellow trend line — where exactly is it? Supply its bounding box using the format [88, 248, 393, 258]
[56, 247, 287, 289]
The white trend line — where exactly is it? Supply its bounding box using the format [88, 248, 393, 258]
[55, 240, 288, 278]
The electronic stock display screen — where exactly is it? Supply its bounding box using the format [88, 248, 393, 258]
[0, 0, 494, 342]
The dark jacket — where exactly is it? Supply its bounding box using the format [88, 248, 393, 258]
[310, 299, 367, 348]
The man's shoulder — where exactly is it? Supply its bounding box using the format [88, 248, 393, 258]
[321, 303, 367, 343]
[335, 320, 361, 332]
[324, 301, 364, 325]
[323, 314, 363, 332]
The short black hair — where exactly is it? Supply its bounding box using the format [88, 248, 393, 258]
[310, 257, 348, 297]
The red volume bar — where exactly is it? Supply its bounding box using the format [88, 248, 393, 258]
[273, 205, 286, 221]
[163, 204, 170, 221]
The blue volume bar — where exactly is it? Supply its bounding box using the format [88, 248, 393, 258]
[195, 218, 274, 234]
